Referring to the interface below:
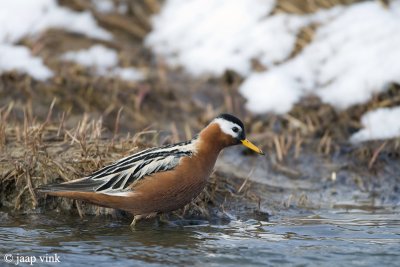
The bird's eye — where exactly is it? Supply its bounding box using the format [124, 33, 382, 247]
[232, 127, 239, 133]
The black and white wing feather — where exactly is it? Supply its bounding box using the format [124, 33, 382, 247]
[39, 139, 197, 195]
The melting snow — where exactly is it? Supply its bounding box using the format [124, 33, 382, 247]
[92, 0, 114, 14]
[61, 45, 143, 82]
[112, 67, 144, 82]
[147, 0, 400, 141]
[241, 1, 400, 113]
[350, 107, 400, 143]
[0, 44, 53, 81]
[62, 45, 119, 70]
[146, 0, 277, 76]
[0, 0, 112, 80]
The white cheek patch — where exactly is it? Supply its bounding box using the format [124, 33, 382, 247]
[213, 118, 242, 138]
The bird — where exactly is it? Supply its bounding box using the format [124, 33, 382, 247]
[38, 114, 264, 227]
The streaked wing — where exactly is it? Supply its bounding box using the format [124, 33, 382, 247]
[39, 139, 196, 194]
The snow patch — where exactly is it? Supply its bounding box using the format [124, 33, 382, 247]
[61, 45, 144, 82]
[147, 0, 400, 142]
[146, 0, 278, 76]
[112, 67, 144, 82]
[62, 45, 118, 70]
[91, 0, 128, 14]
[351, 107, 400, 143]
[240, 69, 303, 114]
[241, 1, 400, 113]
[92, 0, 114, 14]
[0, 0, 112, 43]
[148, 0, 400, 113]
[0, 44, 53, 80]
[0, 0, 112, 80]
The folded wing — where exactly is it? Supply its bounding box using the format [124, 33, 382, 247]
[38, 140, 196, 194]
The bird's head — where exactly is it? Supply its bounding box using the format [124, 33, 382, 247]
[201, 114, 264, 155]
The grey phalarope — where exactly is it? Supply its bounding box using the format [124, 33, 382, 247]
[38, 114, 264, 227]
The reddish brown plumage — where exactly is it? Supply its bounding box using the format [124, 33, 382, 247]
[44, 122, 231, 217]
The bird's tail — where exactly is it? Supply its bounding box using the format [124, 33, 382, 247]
[36, 178, 102, 193]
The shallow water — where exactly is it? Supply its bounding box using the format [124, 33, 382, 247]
[1, 209, 399, 267]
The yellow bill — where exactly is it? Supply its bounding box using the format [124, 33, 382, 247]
[241, 139, 264, 155]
